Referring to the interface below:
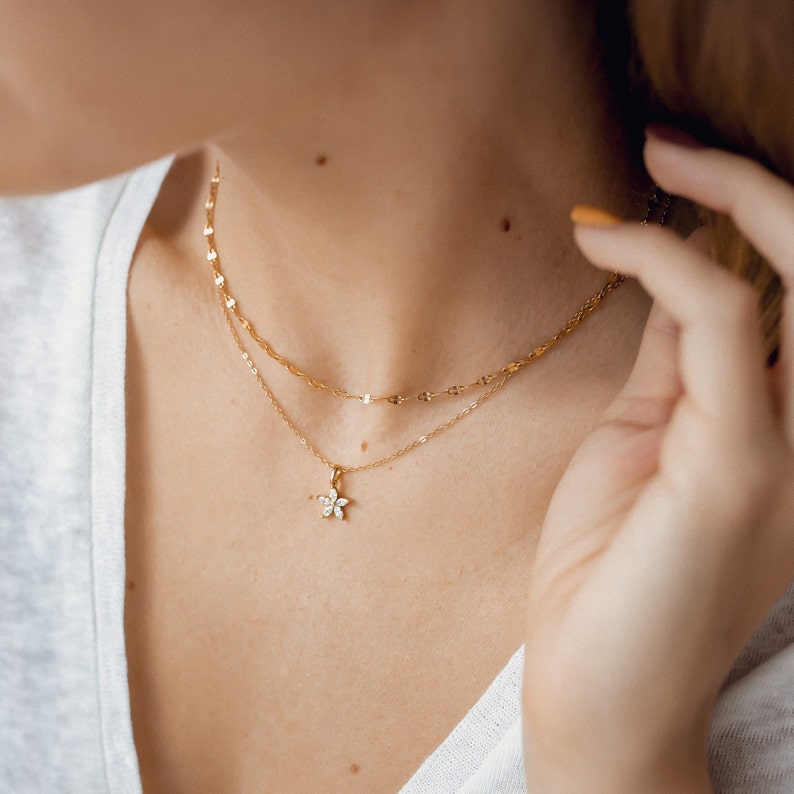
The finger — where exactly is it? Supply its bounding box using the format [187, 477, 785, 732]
[644, 128, 794, 289]
[573, 221, 774, 431]
[607, 229, 712, 424]
[602, 302, 681, 427]
[645, 128, 794, 436]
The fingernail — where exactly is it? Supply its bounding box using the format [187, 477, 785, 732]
[570, 205, 623, 228]
[645, 123, 706, 150]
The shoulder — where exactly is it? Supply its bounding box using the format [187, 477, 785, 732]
[0, 172, 133, 326]
[0, 157, 171, 405]
[0, 158, 172, 294]
[0, 173, 131, 267]
[0, 175, 130, 376]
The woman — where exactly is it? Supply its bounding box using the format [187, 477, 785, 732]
[0, 1, 791, 791]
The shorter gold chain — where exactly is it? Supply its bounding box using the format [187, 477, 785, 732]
[205, 167, 636, 476]
[205, 168, 630, 405]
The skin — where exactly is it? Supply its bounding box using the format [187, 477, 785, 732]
[2, 1, 792, 791]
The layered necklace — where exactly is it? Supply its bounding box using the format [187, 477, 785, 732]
[204, 165, 669, 519]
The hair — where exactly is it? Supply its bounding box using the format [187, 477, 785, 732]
[627, 0, 793, 354]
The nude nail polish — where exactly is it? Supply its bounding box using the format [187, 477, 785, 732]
[570, 205, 623, 227]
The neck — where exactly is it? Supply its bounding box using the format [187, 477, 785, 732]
[151, 0, 647, 398]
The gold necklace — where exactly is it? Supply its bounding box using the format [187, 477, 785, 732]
[205, 166, 667, 520]
[208, 180, 621, 406]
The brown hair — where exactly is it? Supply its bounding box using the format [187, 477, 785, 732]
[629, 0, 793, 353]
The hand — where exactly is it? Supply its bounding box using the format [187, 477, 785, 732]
[522, 132, 794, 792]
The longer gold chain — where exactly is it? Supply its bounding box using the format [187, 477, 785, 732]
[219, 300, 518, 474]
[204, 166, 634, 482]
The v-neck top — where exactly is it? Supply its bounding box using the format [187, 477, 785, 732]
[1, 159, 793, 792]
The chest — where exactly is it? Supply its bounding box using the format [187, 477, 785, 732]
[122, 240, 637, 791]
[123, 359, 546, 792]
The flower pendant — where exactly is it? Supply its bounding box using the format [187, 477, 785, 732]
[318, 486, 349, 520]
[317, 466, 350, 520]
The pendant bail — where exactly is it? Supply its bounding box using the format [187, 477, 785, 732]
[330, 466, 342, 490]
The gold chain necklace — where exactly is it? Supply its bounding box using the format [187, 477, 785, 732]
[205, 166, 668, 519]
[208, 182, 620, 406]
